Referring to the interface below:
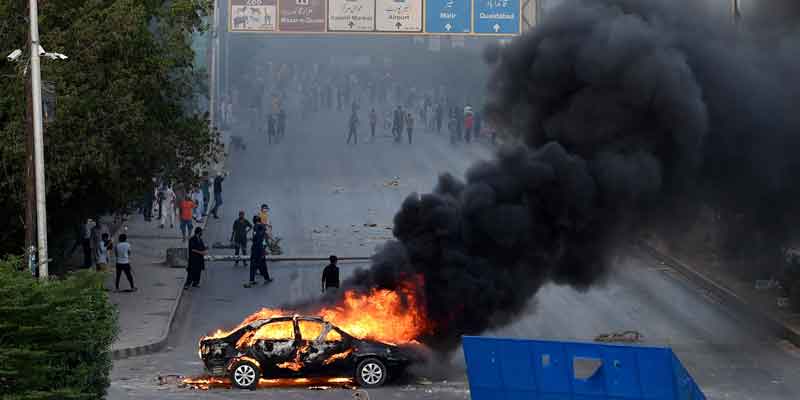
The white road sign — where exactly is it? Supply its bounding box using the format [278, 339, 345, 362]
[231, 0, 277, 31]
[375, 0, 422, 32]
[328, 0, 375, 31]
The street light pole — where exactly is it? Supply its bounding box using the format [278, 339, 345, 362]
[29, 0, 49, 279]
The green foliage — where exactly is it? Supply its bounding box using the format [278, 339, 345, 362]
[0, 0, 218, 258]
[0, 257, 118, 399]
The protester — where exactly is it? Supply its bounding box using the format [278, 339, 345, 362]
[81, 219, 93, 268]
[201, 177, 211, 217]
[392, 105, 404, 142]
[96, 233, 111, 272]
[347, 110, 359, 144]
[191, 185, 204, 223]
[160, 185, 176, 229]
[231, 211, 252, 267]
[405, 112, 415, 144]
[184, 227, 208, 289]
[245, 222, 272, 288]
[369, 108, 377, 140]
[210, 173, 226, 219]
[321, 255, 340, 292]
[179, 195, 195, 241]
[114, 234, 136, 292]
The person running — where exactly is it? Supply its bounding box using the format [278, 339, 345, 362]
[369, 108, 377, 140]
[321, 255, 340, 293]
[245, 222, 272, 288]
[178, 195, 195, 241]
[405, 112, 415, 144]
[231, 211, 252, 267]
[184, 227, 208, 289]
[347, 110, 359, 144]
[114, 234, 136, 292]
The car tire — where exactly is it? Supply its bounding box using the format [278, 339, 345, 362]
[355, 357, 388, 387]
[230, 359, 260, 390]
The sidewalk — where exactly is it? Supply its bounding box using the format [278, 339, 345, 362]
[640, 237, 800, 347]
[107, 213, 196, 359]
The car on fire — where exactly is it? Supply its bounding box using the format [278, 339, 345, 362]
[198, 315, 415, 389]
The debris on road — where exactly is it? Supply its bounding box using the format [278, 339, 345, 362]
[157, 374, 184, 385]
[332, 186, 346, 194]
[384, 177, 400, 187]
[594, 330, 643, 343]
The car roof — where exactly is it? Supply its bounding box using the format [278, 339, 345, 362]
[246, 315, 326, 329]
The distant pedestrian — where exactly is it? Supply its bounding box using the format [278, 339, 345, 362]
[191, 186, 204, 222]
[81, 219, 93, 268]
[245, 223, 272, 288]
[231, 211, 252, 267]
[267, 114, 277, 144]
[392, 105, 404, 142]
[369, 108, 377, 140]
[277, 108, 287, 139]
[184, 227, 208, 289]
[201, 177, 211, 216]
[115, 234, 136, 292]
[211, 172, 226, 219]
[321, 255, 340, 293]
[160, 185, 176, 229]
[347, 110, 359, 144]
[435, 103, 443, 133]
[96, 233, 111, 272]
[90, 219, 102, 266]
[464, 105, 474, 143]
[405, 112, 414, 144]
[179, 195, 195, 241]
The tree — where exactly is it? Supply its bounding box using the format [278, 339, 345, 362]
[0, 0, 219, 264]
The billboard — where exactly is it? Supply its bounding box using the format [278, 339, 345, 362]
[279, 0, 326, 32]
[231, 0, 277, 31]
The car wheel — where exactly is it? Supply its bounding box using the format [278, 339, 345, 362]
[355, 357, 387, 387]
[230, 359, 260, 390]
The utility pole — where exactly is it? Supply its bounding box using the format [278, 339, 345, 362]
[29, 0, 49, 279]
[731, 0, 742, 25]
[25, 9, 37, 275]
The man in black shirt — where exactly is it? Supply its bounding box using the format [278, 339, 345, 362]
[321, 255, 340, 293]
[185, 227, 208, 289]
[211, 173, 226, 219]
[244, 223, 272, 288]
[230, 211, 252, 267]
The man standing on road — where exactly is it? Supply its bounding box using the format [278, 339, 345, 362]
[160, 185, 176, 229]
[321, 255, 340, 293]
[114, 234, 136, 292]
[185, 227, 208, 290]
[347, 109, 359, 145]
[405, 112, 415, 144]
[231, 211, 252, 267]
[369, 108, 377, 141]
[179, 195, 195, 241]
[392, 105, 404, 143]
[211, 172, 226, 219]
[245, 223, 272, 288]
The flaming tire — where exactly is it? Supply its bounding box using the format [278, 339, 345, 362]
[355, 358, 387, 387]
[230, 360, 260, 390]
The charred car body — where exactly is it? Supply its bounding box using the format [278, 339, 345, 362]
[199, 315, 414, 389]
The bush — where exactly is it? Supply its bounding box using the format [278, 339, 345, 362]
[0, 257, 117, 400]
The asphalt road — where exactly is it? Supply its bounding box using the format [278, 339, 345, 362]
[108, 107, 800, 400]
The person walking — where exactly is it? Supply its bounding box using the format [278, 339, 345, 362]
[178, 195, 195, 241]
[184, 227, 208, 289]
[211, 172, 226, 219]
[405, 112, 415, 144]
[160, 185, 176, 229]
[80, 219, 93, 268]
[392, 105, 404, 143]
[277, 108, 287, 140]
[346, 110, 359, 144]
[321, 255, 340, 293]
[464, 104, 474, 143]
[231, 211, 252, 267]
[245, 223, 272, 288]
[201, 177, 211, 217]
[191, 185, 204, 223]
[96, 232, 111, 272]
[114, 234, 136, 292]
[267, 113, 277, 144]
[369, 108, 377, 141]
[435, 103, 443, 133]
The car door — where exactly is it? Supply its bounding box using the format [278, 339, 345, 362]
[251, 319, 299, 375]
[298, 320, 353, 374]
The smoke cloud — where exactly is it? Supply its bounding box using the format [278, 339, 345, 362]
[304, 0, 800, 351]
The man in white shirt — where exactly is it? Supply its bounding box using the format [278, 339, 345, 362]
[114, 234, 137, 292]
[160, 185, 177, 229]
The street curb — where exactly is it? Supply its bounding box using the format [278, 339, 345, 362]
[111, 217, 210, 360]
[636, 240, 800, 348]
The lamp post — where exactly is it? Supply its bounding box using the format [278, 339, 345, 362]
[28, 0, 49, 279]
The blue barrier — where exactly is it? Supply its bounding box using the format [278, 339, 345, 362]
[462, 336, 706, 400]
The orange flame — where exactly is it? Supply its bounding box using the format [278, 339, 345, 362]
[323, 349, 353, 365]
[203, 276, 429, 345]
[276, 343, 311, 371]
[181, 376, 353, 390]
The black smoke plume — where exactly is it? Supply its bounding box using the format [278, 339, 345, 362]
[310, 0, 800, 351]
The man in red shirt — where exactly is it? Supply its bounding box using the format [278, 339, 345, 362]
[179, 196, 196, 241]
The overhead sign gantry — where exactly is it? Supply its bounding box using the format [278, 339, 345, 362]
[229, 0, 521, 35]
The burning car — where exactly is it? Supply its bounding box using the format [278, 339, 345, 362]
[199, 315, 415, 389]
